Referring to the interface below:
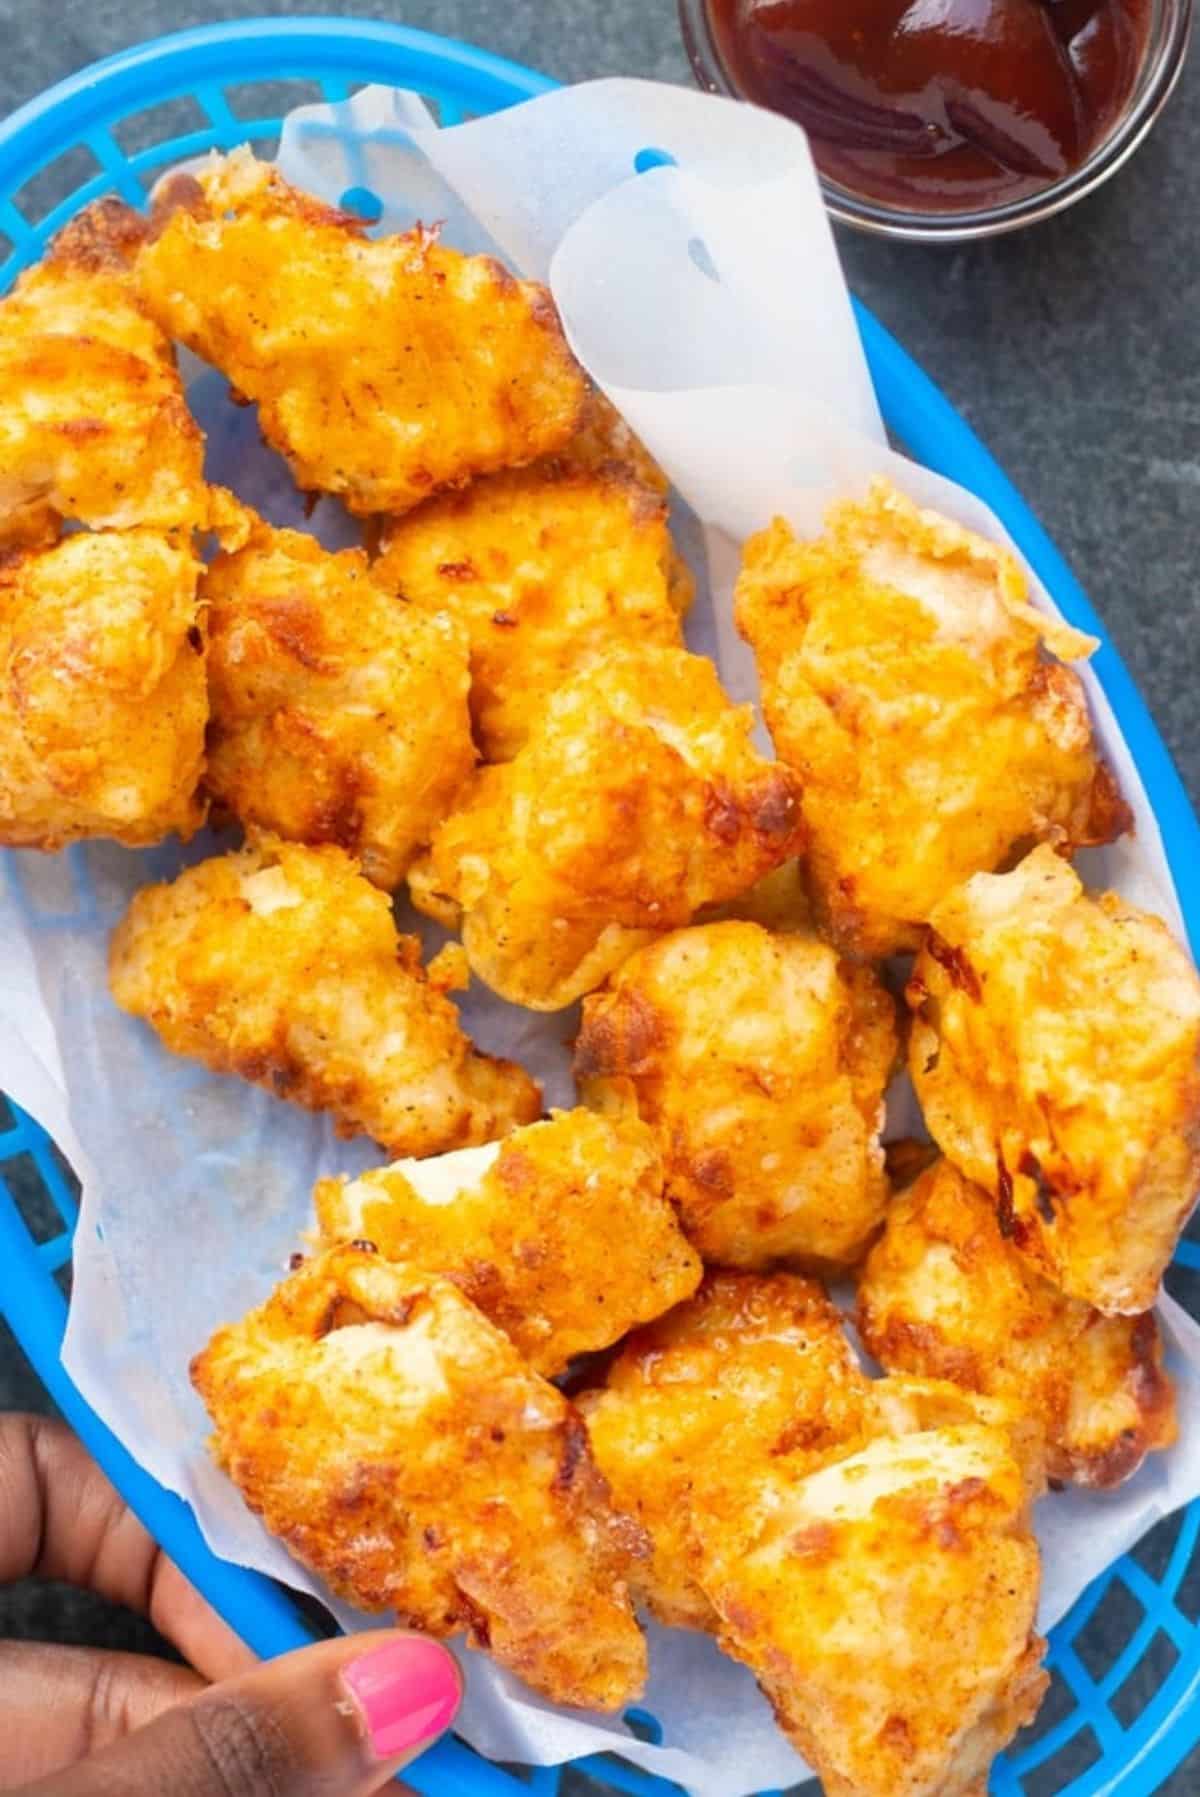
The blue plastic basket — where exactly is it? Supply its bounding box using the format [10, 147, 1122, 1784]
[1, 18, 1199, 1797]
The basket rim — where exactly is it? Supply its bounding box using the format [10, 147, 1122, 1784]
[0, 15, 556, 189]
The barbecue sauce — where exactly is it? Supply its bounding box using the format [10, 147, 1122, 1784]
[707, 0, 1153, 212]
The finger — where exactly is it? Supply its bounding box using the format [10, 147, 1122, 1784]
[0, 1414, 254, 1681]
[144, 1555, 259, 1682]
[0, 1641, 204, 1790]
[16, 1630, 462, 1797]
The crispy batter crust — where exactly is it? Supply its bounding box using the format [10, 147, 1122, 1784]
[557, 385, 672, 496]
[203, 503, 474, 887]
[192, 1247, 647, 1709]
[859, 1158, 1177, 1487]
[315, 1107, 701, 1375]
[696, 861, 813, 932]
[409, 644, 806, 1010]
[45, 196, 153, 273]
[909, 845, 1200, 1315]
[581, 1271, 875, 1628]
[576, 921, 897, 1270]
[700, 1425, 1046, 1797]
[584, 1272, 1047, 1797]
[375, 456, 689, 763]
[734, 480, 1128, 958]
[109, 835, 540, 1154]
[0, 203, 206, 549]
[0, 530, 206, 848]
[133, 149, 586, 516]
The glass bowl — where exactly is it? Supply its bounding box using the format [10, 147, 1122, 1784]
[678, 0, 1194, 241]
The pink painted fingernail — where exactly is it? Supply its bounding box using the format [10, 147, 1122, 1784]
[342, 1636, 462, 1760]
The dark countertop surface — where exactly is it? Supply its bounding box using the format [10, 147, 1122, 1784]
[0, 5, 1195, 1790]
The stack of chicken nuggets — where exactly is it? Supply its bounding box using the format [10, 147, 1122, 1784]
[5, 144, 1199, 1797]
[0, 206, 209, 849]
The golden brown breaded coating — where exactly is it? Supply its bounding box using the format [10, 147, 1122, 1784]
[409, 645, 806, 1011]
[909, 846, 1200, 1316]
[560, 386, 671, 496]
[0, 204, 206, 549]
[867, 1373, 1048, 1485]
[858, 1157, 1177, 1488]
[109, 836, 540, 1155]
[203, 507, 474, 888]
[133, 150, 585, 517]
[374, 463, 690, 764]
[576, 922, 897, 1271]
[735, 479, 1129, 958]
[314, 1107, 701, 1376]
[0, 529, 206, 849]
[192, 1245, 647, 1710]
[580, 1271, 875, 1628]
[697, 1390, 1046, 1797]
[695, 860, 812, 932]
[583, 1251, 1046, 1791]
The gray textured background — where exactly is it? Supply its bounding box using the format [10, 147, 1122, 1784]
[0, 4, 1196, 1790]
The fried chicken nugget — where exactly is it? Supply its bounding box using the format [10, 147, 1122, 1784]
[696, 1387, 1046, 1797]
[576, 921, 897, 1270]
[192, 1245, 647, 1709]
[735, 480, 1129, 958]
[859, 1157, 1177, 1487]
[559, 385, 671, 496]
[133, 150, 586, 516]
[109, 836, 540, 1155]
[203, 506, 474, 888]
[374, 461, 690, 763]
[580, 1271, 875, 1628]
[315, 1107, 701, 1376]
[582, 1275, 1046, 1793]
[695, 861, 812, 932]
[0, 529, 206, 849]
[409, 645, 806, 1011]
[0, 202, 206, 549]
[909, 845, 1200, 1316]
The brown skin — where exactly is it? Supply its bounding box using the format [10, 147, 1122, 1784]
[0, 1414, 460, 1796]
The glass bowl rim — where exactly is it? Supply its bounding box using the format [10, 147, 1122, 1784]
[678, 0, 1195, 242]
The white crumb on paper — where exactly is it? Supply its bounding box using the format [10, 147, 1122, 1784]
[0, 78, 1185, 1797]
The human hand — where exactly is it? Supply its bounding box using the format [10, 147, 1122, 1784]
[0, 1413, 462, 1794]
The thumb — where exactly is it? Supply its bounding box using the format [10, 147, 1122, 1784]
[20, 1630, 462, 1797]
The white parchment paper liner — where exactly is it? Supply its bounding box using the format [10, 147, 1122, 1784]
[0, 77, 1187, 1797]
